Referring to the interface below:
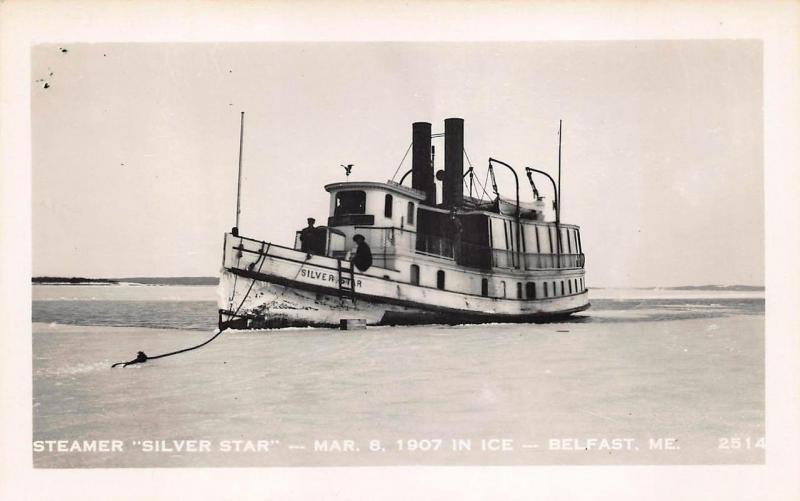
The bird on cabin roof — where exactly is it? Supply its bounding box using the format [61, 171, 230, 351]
[341, 164, 354, 178]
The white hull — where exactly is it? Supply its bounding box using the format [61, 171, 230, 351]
[218, 233, 590, 329]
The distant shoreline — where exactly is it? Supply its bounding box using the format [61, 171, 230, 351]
[592, 285, 765, 292]
[32, 276, 219, 286]
[31, 276, 761, 291]
[32, 277, 119, 285]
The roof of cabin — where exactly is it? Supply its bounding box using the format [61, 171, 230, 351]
[324, 181, 427, 201]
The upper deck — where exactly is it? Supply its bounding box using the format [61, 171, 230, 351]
[297, 180, 584, 273]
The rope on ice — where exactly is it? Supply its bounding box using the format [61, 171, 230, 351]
[111, 242, 270, 368]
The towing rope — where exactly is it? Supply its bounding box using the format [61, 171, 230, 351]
[111, 241, 269, 368]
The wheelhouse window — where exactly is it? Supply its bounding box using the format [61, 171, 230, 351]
[384, 194, 393, 218]
[410, 264, 420, 285]
[436, 270, 446, 290]
[334, 190, 367, 216]
[407, 202, 415, 224]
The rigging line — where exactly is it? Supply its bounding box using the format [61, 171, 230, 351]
[111, 242, 270, 368]
[228, 273, 238, 310]
[228, 238, 247, 308]
[230, 240, 265, 308]
[463, 148, 476, 197]
[473, 178, 489, 203]
[463, 147, 474, 168]
[390, 142, 413, 181]
[472, 166, 493, 203]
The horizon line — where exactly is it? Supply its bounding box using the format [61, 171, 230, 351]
[30, 275, 766, 289]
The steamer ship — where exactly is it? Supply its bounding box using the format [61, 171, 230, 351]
[218, 118, 589, 329]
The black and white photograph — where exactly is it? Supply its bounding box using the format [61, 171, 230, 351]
[2, 1, 799, 500]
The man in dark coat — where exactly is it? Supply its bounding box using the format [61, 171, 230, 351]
[299, 218, 316, 253]
[351, 234, 372, 271]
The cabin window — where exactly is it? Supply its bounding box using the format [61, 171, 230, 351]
[481, 278, 488, 297]
[568, 279, 573, 294]
[501, 281, 507, 298]
[410, 264, 420, 285]
[407, 202, 415, 224]
[525, 282, 536, 299]
[544, 282, 549, 298]
[436, 270, 446, 290]
[517, 282, 522, 299]
[334, 190, 367, 215]
[580, 278, 584, 291]
[384, 194, 393, 218]
[560, 281, 565, 295]
[552, 281, 557, 296]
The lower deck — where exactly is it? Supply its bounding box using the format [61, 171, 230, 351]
[219, 232, 590, 328]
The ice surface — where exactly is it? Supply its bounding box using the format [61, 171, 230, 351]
[33, 305, 764, 467]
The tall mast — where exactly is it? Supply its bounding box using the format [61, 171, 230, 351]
[235, 111, 245, 231]
[557, 119, 562, 226]
[556, 120, 563, 264]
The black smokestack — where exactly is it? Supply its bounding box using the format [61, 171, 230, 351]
[443, 117, 464, 208]
[412, 122, 435, 205]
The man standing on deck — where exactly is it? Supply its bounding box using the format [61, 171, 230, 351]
[299, 218, 316, 254]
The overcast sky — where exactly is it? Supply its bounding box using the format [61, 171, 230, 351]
[31, 41, 763, 287]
